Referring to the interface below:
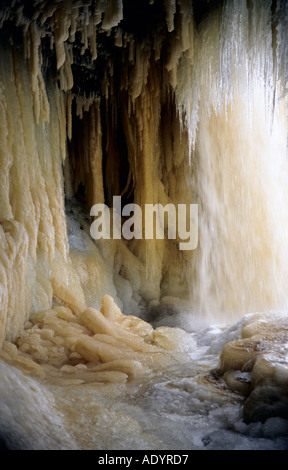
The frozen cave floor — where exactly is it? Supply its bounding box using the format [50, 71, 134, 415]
[0, 311, 288, 451]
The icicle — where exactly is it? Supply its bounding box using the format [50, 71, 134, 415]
[114, 27, 123, 48]
[179, 0, 194, 52]
[101, 0, 123, 31]
[75, 94, 95, 119]
[93, 11, 102, 26]
[66, 91, 73, 142]
[80, 12, 89, 55]
[88, 19, 98, 60]
[130, 43, 151, 101]
[69, 7, 79, 42]
[276, 0, 288, 101]
[128, 35, 135, 63]
[59, 43, 74, 92]
[164, 0, 177, 32]
[24, 22, 50, 123]
[90, 102, 105, 205]
[53, 7, 71, 70]
[0, 84, 13, 220]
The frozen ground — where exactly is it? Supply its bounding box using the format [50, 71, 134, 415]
[0, 320, 287, 450]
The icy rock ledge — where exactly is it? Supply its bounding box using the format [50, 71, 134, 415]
[218, 312, 288, 423]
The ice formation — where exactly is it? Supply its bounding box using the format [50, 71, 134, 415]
[0, 0, 288, 449]
[219, 311, 288, 423]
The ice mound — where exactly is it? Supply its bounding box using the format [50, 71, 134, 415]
[218, 311, 288, 423]
[0, 280, 196, 386]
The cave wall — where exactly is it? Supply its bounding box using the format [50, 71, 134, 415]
[0, 0, 201, 342]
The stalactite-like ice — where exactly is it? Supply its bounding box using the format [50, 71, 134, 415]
[0, 0, 288, 450]
[0, 8, 196, 384]
[0, 44, 71, 342]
